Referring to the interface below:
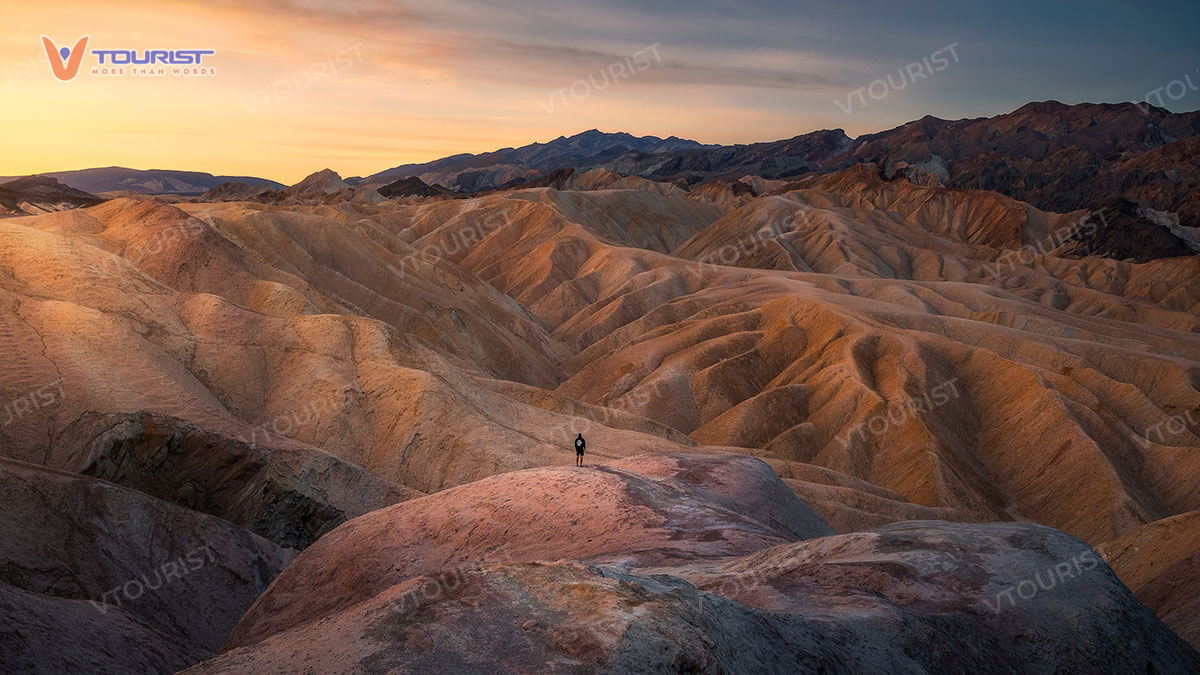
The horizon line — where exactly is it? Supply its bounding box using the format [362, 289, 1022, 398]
[3, 98, 1192, 186]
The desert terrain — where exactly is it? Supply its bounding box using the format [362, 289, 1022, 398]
[1, 102, 1198, 672]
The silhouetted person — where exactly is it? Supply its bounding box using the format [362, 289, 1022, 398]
[575, 433, 586, 466]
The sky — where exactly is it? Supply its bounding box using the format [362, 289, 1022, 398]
[2, 0, 1199, 183]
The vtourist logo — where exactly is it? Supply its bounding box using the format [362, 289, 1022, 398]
[41, 35, 215, 80]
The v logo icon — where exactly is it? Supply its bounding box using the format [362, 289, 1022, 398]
[41, 35, 90, 81]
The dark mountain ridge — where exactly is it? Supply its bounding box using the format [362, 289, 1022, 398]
[358, 101, 1200, 229]
[0, 167, 285, 196]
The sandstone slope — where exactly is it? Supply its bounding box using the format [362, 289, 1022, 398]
[1100, 510, 1200, 650]
[225, 454, 833, 649]
[195, 483, 1199, 673]
[0, 458, 293, 673]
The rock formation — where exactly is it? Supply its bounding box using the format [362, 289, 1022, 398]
[0, 458, 293, 672]
[197, 469, 1199, 672]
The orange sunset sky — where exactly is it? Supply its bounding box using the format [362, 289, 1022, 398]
[3, 0, 1198, 183]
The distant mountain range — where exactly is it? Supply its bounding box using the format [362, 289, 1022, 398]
[356, 101, 1200, 227]
[360, 130, 713, 192]
[0, 167, 285, 196]
[9, 101, 1200, 227]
